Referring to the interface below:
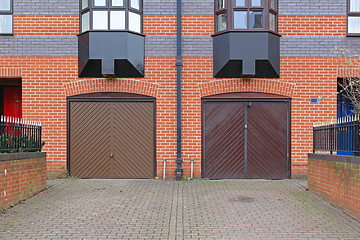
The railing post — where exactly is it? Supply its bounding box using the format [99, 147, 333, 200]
[313, 125, 316, 153]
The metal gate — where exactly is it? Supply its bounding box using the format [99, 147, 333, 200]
[202, 93, 290, 179]
[67, 93, 156, 179]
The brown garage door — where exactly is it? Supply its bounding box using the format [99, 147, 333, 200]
[203, 93, 290, 179]
[68, 97, 155, 179]
[203, 102, 246, 178]
[247, 102, 288, 179]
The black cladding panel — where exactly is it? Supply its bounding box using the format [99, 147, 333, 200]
[213, 32, 280, 78]
[78, 31, 145, 78]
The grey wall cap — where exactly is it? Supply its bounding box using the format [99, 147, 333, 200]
[308, 153, 360, 165]
[0, 152, 46, 162]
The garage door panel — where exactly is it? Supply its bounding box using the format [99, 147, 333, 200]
[203, 99, 289, 179]
[70, 102, 112, 178]
[112, 102, 155, 178]
[69, 99, 155, 179]
[247, 102, 288, 179]
[204, 102, 245, 179]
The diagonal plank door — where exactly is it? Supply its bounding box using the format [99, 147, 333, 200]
[70, 102, 112, 178]
[69, 100, 155, 179]
[247, 102, 288, 179]
[112, 102, 155, 178]
[203, 102, 246, 178]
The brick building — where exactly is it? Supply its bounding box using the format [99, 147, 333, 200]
[0, 0, 359, 179]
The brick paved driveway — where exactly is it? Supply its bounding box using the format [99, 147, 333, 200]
[1, 179, 360, 239]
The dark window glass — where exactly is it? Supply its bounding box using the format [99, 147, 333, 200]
[218, 0, 226, 9]
[217, 13, 227, 32]
[236, 0, 245, 6]
[270, 0, 276, 10]
[214, 0, 278, 33]
[250, 11, 262, 29]
[269, 12, 276, 32]
[251, 0, 261, 7]
[234, 11, 247, 29]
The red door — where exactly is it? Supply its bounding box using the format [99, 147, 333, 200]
[4, 87, 22, 118]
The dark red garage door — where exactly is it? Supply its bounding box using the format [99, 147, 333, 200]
[203, 93, 290, 179]
[68, 93, 156, 179]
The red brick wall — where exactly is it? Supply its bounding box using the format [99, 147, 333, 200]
[0, 56, 343, 178]
[13, 14, 347, 37]
[308, 154, 360, 222]
[0, 12, 348, 179]
[279, 15, 346, 36]
[13, 15, 79, 36]
[0, 153, 46, 211]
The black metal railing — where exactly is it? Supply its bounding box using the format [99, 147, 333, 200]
[0, 116, 43, 153]
[313, 118, 360, 155]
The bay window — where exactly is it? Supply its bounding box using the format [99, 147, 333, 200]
[215, 0, 278, 34]
[213, 0, 280, 78]
[0, 0, 12, 35]
[80, 0, 142, 34]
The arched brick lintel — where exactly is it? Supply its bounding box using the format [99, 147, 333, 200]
[64, 79, 158, 98]
[0, 68, 22, 78]
[199, 79, 296, 98]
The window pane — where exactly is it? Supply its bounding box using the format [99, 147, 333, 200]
[269, 13, 276, 32]
[112, 0, 123, 6]
[93, 11, 108, 30]
[129, 12, 141, 33]
[217, 13, 227, 31]
[270, 0, 276, 10]
[0, 15, 12, 34]
[130, 0, 140, 10]
[250, 11, 262, 28]
[0, 0, 10, 11]
[94, 0, 106, 6]
[236, 0, 245, 6]
[82, 0, 89, 10]
[218, 0, 225, 9]
[348, 16, 360, 33]
[110, 11, 125, 30]
[350, 0, 360, 12]
[81, 12, 90, 32]
[251, 0, 261, 7]
[234, 11, 247, 29]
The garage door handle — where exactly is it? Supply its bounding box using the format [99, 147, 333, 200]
[110, 154, 114, 158]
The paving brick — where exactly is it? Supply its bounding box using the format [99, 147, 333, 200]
[0, 179, 360, 239]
